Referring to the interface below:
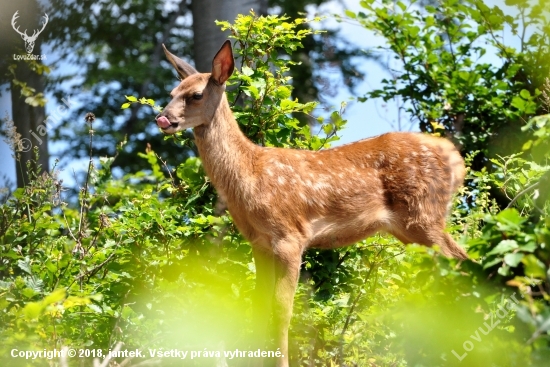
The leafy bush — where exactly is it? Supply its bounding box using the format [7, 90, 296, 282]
[1, 4, 550, 367]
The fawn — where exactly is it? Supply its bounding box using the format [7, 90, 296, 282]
[156, 40, 467, 367]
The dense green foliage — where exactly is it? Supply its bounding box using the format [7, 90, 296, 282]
[1, 2, 550, 366]
[346, 0, 550, 170]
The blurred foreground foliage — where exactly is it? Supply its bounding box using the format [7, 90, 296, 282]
[1, 3, 550, 366]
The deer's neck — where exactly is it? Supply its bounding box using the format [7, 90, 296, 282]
[193, 97, 258, 203]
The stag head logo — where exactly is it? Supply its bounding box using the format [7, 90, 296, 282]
[11, 11, 48, 54]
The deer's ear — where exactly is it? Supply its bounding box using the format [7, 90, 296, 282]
[162, 44, 198, 79]
[211, 40, 235, 85]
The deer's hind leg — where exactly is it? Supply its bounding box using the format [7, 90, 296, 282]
[390, 219, 467, 260]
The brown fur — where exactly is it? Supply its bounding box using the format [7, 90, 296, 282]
[158, 41, 467, 367]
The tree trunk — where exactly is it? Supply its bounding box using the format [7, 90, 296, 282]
[10, 59, 48, 187]
[191, 0, 267, 72]
[0, 0, 49, 187]
[190, 0, 266, 214]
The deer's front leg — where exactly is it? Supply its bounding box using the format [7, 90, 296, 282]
[251, 247, 276, 355]
[272, 244, 302, 367]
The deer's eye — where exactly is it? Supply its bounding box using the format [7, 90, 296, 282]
[192, 93, 203, 100]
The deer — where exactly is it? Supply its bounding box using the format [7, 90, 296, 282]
[156, 40, 468, 367]
[11, 11, 49, 54]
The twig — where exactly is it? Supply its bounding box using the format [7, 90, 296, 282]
[154, 152, 175, 186]
[505, 181, 540, 209]
[337, 247, 384, 364]
[232, 21, 255, 107]
[77, 113, 96, 240]
[72, 237, 121, 285]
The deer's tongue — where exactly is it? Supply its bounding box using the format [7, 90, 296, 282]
[156, 116, 171, 129]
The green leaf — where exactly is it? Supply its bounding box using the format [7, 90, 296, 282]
[43, 289, 67, 305]
[323, 124, 333, 135]
[458, 71, 470, 81]
[21, 288, 37, 298]
[496, 208, 526, 226]
[522, 254, 547, 278]
[498, 265, 510, 276]
[23, 302, 43, 320]
[519, 241, 537, 252]
[13, 188, 25, 199]
[344, 9, 356, 18]
[425, 5, 436, 13]
[483, 257, 503, 269]
[503, 252, 524, 267]
[121, 103, 131, 109]
[520, 89, 531, 99]
[241, 65, 254, 77]
[87, 304, 103, 313]
[274, 86, 291, 99]
[511, 96, 526, 110]
[121, 306, 134, 319]
[125, 95, 138, 102]
[17, 258, 32, 275]
[487, 239, 519, 255]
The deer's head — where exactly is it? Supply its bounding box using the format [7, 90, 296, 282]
[11, 11, 48, 54]
[156, 41, 235, 134]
